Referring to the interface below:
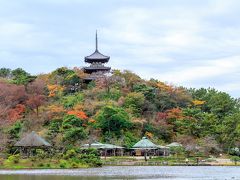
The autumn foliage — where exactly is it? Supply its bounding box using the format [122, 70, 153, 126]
[0, 67, 239, 155]
[7, 104, 26, 122]
[47, 84, 64, 97]
[67, 110, 88, 120]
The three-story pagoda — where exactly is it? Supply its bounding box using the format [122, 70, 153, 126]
[83, 32, 111, 82]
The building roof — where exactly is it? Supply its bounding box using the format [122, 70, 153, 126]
[157, 145, 170, 149]
[101, 143, 124, 149]
[85, 50, 110, 63]
[84, 31, 110, 63]
[82, 142, 105, 149]
[166, 142, 182, 147]
[132, 137, 158, 149]
[14, 131, 51, 147]
[82, 142, 124, 149]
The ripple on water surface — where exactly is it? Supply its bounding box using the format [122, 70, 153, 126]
[0, 166, 240, 180]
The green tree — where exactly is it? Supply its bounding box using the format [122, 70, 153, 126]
[133, 83, 156, 101]
[63, 127, 87, 142]
[0, 68, 11, 78]
[61, 93, 84, 108]
[8, 121, 23, 139]
[61, 115, 87, 143]
[124, 92, 145, 117]
[219, 112, 240, 151]
[189, 88, 237, 118]
[11, 68, 36, 85]
[49, 67, 81, 94]
[62, 115, 84, 129]
[180, 108, 218, 137]
[96, 106, 132, 137]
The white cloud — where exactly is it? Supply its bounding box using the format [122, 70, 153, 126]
[156, 56, 240, 84]
[0, 1, 239, 97]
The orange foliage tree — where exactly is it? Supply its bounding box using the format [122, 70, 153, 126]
[47, 84, 64, 97]
[67, 110, 88, 120]
[166, 108, 184, 120]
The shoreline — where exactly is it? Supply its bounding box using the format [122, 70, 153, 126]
[0, 164, 240, 170]
[0, 156, 239, 169]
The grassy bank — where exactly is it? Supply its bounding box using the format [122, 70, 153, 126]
[0, 157, 91, 169]
[1, 155, 239, 169]
[102, 156, 240, 166]
[0, 148, 102, 169]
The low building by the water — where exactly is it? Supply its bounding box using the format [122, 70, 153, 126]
[131, 137, 169, 159]
[81, 141, 124, 156]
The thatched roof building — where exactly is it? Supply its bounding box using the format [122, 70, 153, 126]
[14, 131, 51, 147]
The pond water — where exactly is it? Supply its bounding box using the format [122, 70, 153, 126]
[0, 166, 239, 180]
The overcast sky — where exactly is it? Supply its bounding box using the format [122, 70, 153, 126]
[0, 0, 239, 97]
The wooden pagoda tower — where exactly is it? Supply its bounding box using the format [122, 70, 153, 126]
[83, 31, 111, 82]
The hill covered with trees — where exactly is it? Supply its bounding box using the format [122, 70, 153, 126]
[0, 67, 240, 159]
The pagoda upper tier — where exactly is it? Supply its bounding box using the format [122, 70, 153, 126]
[84, 32, 110, 63]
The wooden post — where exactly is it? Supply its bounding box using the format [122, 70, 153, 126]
[104, 149, 107, 160]
[144, 149, 147, 161]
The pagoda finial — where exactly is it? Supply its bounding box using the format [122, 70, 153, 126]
[95, 30, 98, 51]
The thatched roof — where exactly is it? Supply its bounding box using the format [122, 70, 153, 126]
[132, 137, 158, 149]
[14, 131, 51, 147]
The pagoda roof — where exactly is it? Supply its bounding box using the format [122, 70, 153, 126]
[84, 31, 110, 63]
[85, 50, 110, 63]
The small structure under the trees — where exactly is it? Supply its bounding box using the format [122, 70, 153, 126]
[14, 131, 51, 157]
[82, 141, 124, 157]
[83, 31, 111, 82]
[132, 137, 169, 161]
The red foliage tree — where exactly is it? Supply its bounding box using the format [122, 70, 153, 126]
[0, 82, 27, 124]
[7, 104, 25, 122]
[26, 95, 45, 116]
[26, 79, 47, 116]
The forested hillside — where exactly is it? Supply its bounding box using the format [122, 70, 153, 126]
[0, 67, 239, 156]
